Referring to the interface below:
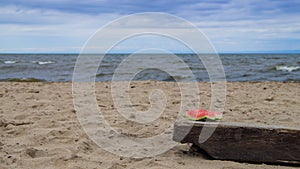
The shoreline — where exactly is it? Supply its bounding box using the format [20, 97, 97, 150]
[1, 79, 300, 83]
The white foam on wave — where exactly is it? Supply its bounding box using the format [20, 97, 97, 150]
[37, 61, 54, 65]
[4, 61, 17, 64]
[276, 65, 300, 72]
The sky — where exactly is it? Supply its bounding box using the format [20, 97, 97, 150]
[0, 0, 300, 53]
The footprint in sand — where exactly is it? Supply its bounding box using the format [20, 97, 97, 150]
[25, 148, 46, 158]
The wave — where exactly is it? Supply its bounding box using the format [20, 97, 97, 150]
[0, 78, 46, 82]
[39, 61, 53, 65]
[275, 65, 300, 72]
[31, 61, 54, 65]
[1, 60, 54, 65]
[3, 61, 17, 64]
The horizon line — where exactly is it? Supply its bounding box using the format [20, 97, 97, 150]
[0, 52, 300, 55]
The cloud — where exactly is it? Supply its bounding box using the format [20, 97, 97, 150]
[174, 0, 300, 52]
[0, 0, 300, 53]
[0, 5, 122, 53]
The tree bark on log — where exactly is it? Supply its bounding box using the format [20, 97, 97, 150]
[173, 121, 300, 165]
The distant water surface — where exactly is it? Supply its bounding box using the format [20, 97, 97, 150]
[0, 54, 299, 82]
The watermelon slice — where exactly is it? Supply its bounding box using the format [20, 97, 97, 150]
[186, 109, 222, 121]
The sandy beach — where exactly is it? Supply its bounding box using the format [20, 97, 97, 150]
[0, 81, 299, 169]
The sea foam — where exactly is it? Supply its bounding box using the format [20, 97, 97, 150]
[276, 65, 300, 72]
[4, 61, 17, 64]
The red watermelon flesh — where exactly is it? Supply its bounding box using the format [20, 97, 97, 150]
[186, 109, 222, 121]
[186, 109, 207, 120]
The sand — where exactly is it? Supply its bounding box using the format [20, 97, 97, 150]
[0, 81, 299, 169]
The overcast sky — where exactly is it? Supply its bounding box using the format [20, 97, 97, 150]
[1, 0, 300, 53]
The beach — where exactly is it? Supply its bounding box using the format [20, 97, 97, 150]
[0, 81, 299, 169]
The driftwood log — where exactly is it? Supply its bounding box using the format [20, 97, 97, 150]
[173, 121, 300, 165]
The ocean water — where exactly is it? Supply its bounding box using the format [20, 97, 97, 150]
[0, 54, 299, 82]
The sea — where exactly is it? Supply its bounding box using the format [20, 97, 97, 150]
[0, 54, 299, 82]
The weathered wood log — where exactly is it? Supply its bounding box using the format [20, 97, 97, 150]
[173, 120, 300, 165]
